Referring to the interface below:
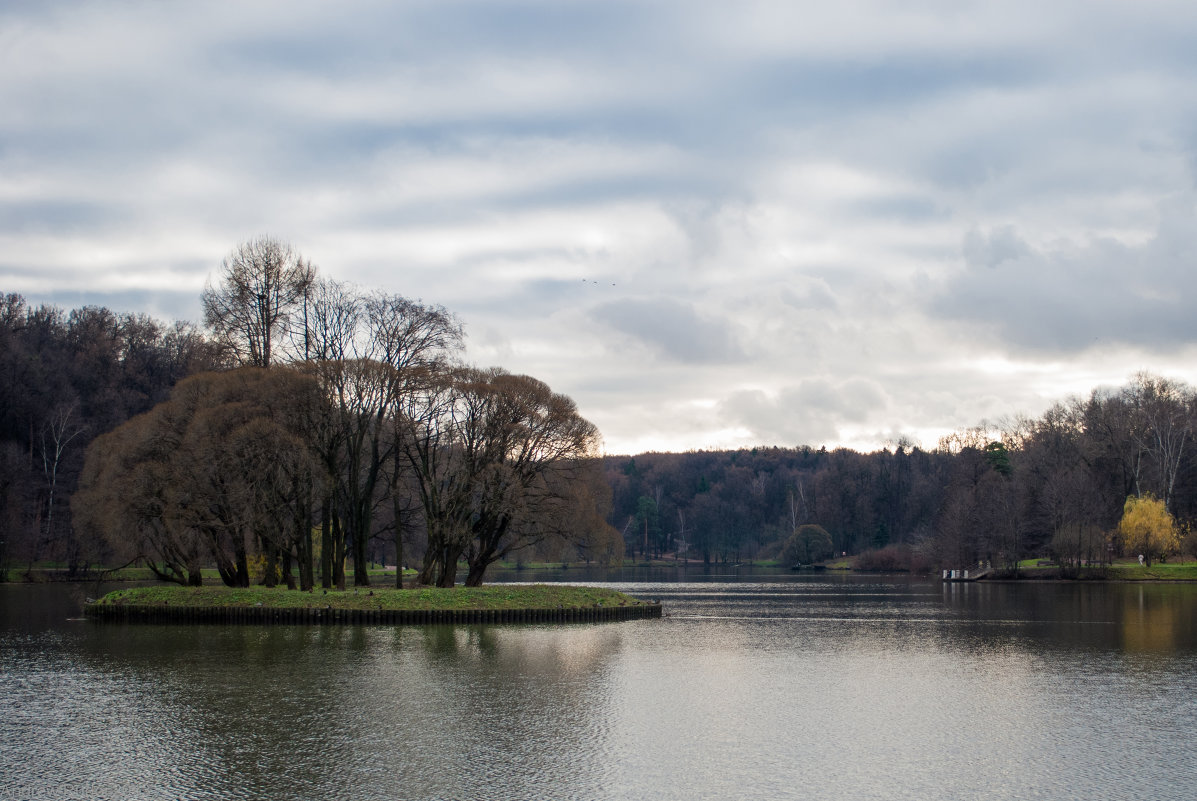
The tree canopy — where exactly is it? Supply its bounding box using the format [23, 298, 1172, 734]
[201, 236, 316, 367]
[1118, 494, 1179, 566]
[66, 238, 611, 588]
[781, 524, 834, 565]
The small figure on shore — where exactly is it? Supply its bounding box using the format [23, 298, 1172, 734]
[1138, 554, 1145, 566]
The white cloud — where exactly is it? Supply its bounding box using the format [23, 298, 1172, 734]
[4, 0, 1197, 452]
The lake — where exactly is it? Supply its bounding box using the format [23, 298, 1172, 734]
[2, 568, 1196, 800]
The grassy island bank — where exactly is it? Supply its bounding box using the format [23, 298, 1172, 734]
[994, 561, 1197, 582]
[85, 584, 662, 625]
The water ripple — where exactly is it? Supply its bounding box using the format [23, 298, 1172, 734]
[3, 579, 1196, 800]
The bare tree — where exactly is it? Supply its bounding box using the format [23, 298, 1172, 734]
[294, 280, 363, 588]
[296, 288, 464, 588]
[369, 293, 463, 587]
[31, 402, 86, 571]
[1125, 372, 1192, 514]
[398, 367, 600, 586]
[399, 371, 474, 587]
[202, 236, 317, 367]
[296, 277, 361, 362]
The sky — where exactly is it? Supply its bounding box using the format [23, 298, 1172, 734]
[4, 0, 1197, 455]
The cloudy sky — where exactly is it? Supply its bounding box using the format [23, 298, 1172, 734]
[4, 1, 1197, 454]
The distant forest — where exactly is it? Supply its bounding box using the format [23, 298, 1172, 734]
[4, 262, 1197, 581]
[0, 292, 226, 574]
[601, 371, 1197, 569]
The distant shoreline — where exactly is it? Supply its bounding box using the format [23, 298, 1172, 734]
[8, 560, 1197, 585]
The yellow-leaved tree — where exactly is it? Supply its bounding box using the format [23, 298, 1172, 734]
[1118, 494, 1179, 566]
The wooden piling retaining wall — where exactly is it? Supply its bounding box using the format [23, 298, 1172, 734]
[84, 602, 663, 625]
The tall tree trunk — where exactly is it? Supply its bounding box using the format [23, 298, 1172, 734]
[234, 541, 250, 588]
[333, 514, 346, 591]
[436, 541, 464, 587]
[320, 496, 333, 589]
[281, 548, 296, 589]
[297, 506, 314, 591]
[393, 495, 406, 589]
[262, 537, 279, 587]
[417, 550, 438, 586]
[437, 559, 458, 587]
[418, 521, 445, 585]
[293, 477, 313, 591]
[464, 559, 489, 587]
[353, 506, 370, 587]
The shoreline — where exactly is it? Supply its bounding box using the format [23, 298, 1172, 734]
[11, 562, 1197, 586]
[970, 576, 1197, 584]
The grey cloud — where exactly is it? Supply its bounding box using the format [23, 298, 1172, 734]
[590, 298, 746, 364]
[849, 195, 946, 223]
[721, 389, 837, 446]
[930, 204, 1197, 353]
[7, 0, 1197, 455]
[962, 226, 1032, 269]
[453, 274, 594, 320]
[660, 201, 729, 265]
[719, 378, 888, 446]
[0, 200, 127, 232]
[780, 281, 837, 312]
[13, 287, 203, 325]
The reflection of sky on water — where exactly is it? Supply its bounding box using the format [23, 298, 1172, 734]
[2, 579, 1196, 800]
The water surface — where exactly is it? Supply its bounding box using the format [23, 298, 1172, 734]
[2, 574, 1195, 800]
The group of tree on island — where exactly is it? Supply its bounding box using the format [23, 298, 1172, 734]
[3, 238, 1196, 583]
[3, 237, 619, 587]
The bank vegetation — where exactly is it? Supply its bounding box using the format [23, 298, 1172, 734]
[4, 238, 1197, 583]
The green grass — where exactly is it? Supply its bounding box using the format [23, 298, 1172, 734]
[1006, 558, 1197, 581]
[6, 565, 161, 582]
[90, 584, 650, 611]
[1105, 562, 1197, 581]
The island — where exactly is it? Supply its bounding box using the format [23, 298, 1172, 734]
[84, 584, 662, 625]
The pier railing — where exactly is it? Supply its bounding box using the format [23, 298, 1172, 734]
[942, 566, 994, 581]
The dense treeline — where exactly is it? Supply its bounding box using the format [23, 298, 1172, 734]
[605, 372, 1197, 569]
[4, 240, 1196, 582]
[0, 292, 224, 575]
[63, 237, 618, 588]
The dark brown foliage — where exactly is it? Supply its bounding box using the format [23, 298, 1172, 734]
[74, 368, 322, 587]
[0, 292, 224, 577]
